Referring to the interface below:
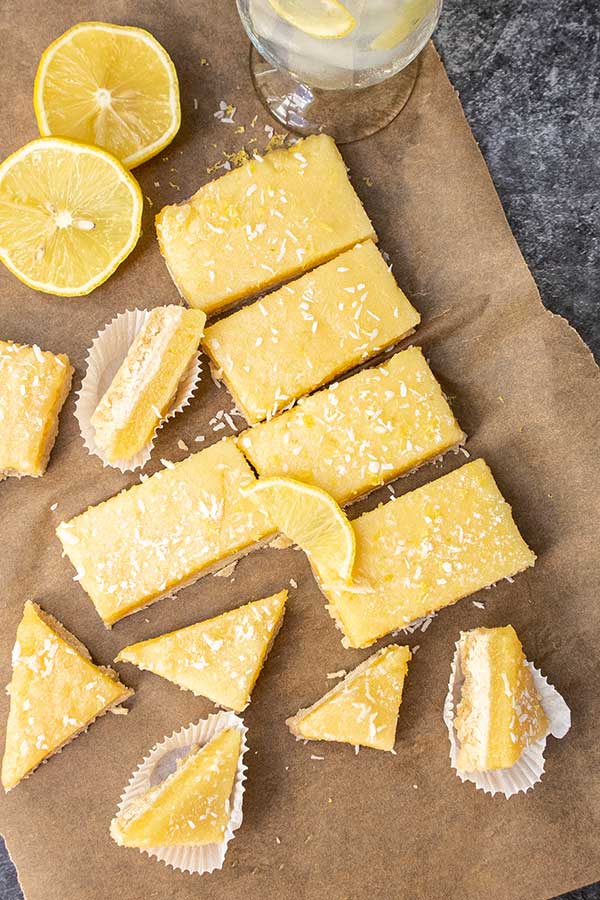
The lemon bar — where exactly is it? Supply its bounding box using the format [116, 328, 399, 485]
[454, 626, 548, 771]
[0, 340, 73, 479]
[204, 240, 420, 424]
[2, 601, 132, 791]
[324, 459, 536, 648]
[286, 644, 411, 752]
[116, 590, 287, 712]
[156, 133, 375, 314]
[91, 306, 206, 464]
[111, 727, 241, 848]
[56, 438, 275, 626]
[238, 346, 464, 504]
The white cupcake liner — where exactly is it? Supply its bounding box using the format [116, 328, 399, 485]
[443, 640, 571, 798]
[75, 308, 202, 472]
[113, 711, 248, 874]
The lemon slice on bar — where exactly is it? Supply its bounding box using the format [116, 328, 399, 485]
[0, 138, 143, 297]
[34, 21, 180, 169]
[267, 0, 356, 39]
[246, 476, 356, 582]
[370, 0, 436, 50]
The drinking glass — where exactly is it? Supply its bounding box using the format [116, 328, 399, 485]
[236, 0, 443, 143]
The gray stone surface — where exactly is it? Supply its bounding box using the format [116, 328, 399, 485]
[1, 1, 598, 898]
[437, 0, 600, 361]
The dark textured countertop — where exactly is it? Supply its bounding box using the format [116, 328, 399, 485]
[437, 0, 599, 363]
[1, 1, 598, 898]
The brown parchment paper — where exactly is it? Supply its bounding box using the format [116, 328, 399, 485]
[1, 3, 599, 900]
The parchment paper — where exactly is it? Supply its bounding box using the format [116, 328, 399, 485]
[1, 3, 599, 900]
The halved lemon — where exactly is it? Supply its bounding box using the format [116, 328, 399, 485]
[267, 0, 356, 39]
[0, 138, 143, 297]
[34, 21, 181, 169]
[370, 0, 437, 50]
[246, 476, 356, 582]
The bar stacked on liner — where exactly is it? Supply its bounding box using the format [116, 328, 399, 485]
[56, 438, 275, 626]
[321, 459, 535, 648]
[204, 240, 420, 424]
[454, 625, 548, 772]
[91, 305, 206, 464]
[238, 346, 464, 504]
[156, 133, 376, 315]
[110, 728, 242, 849]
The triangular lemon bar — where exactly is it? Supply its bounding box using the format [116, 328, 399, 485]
[116, 590, 287, 712]
[286, 644, 411, 751]
[2, 601, 132, 791]
[454, 625, 549, 771]
[111, 727, 242, 848]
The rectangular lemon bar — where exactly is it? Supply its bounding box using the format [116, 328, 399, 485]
[0, 340, 73, 479]
[56, 438, 275, 626]
[91, 306, 206, 464]
[156, 133, 375, 315]
[204, 240, 420, 424]
[238, 346, 464, 504]
[323, 459, 535, 648]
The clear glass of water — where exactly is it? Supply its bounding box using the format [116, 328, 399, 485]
[237, 0, 443, 143]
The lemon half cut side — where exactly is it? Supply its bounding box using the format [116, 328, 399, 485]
[0, 138, 143, 297]
[34, 21, 181, 169]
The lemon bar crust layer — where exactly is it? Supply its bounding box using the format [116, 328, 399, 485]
[0, 340, 73, 479]
[454, 625, 548, 772]
[238, 346, 464, 504]
[323, 459, 536, 648]
[56, 438, 275, 626]
[204, 240, 420, 424]
[91, 305, 206, 464]
[156, 133, 375, 314]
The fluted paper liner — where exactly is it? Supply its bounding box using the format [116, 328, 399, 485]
[443, 640, 571, 797]
[112, 712, 248, 874]
[75, 308, 202, 472]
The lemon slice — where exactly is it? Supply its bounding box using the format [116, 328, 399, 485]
[34, 22, 181, 169]
[0, 138, 143, 297]
[267, 0, 356, 39]
[370, 0, 436, 50]
[247, 477, 356, 582]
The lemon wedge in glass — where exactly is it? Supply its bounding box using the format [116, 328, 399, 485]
[267, 0, 356, 39]
[0, 138, 143, 297]
[34, 21, 180, 169]
[370, 0, 436, 50]
[246, 476, 356, 583]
